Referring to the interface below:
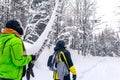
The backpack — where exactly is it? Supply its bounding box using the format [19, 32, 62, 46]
[47, 50, 69, 80]
[47, 51, 59, 71]
[57, 62, 69, 80]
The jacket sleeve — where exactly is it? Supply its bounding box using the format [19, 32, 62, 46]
[61, 50, 77, 75]
[10, 38, 32, 66]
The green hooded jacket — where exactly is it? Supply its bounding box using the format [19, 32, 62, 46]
[0, 34, 32, 80]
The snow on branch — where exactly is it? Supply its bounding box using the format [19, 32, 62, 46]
[26, 0, 59, 54]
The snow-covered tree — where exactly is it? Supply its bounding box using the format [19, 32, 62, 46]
[48, 0, 69, 44]
[0, 0, 31, 28]
[72, 0, 96, 55]
[10, 0, 30, 28]
[48, 0, 96, 56]
[24, 0, 51, 43]
[91, 27, 120, 57]
[0, 0, 11, 24]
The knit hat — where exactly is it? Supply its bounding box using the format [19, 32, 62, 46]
[5, 20, 23, 35]
[56, 40, 65, 48]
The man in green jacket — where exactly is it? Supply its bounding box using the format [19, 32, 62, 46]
[0, 20, 36, 80]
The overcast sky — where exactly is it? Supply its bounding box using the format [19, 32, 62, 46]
[95, 0, 120, 31]
[96, 0, 119, 21]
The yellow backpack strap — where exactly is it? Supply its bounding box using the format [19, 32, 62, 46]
[58, 51, 69, 69]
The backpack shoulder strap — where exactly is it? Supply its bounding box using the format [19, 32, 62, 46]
[58, 51, 69, 69]
[2, 38, 12, 54]
[52, 51, 59, 63]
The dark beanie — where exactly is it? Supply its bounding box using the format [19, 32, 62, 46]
[6, 20, 23, 35]
[56, 40, 65, 48]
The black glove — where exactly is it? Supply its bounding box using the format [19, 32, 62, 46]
[26, 67, 34, 80]
[31, 55, 36, 61]
[72, 74, 76, 80]
[26, 62, 35, 80]
[28, 62, 34, 69]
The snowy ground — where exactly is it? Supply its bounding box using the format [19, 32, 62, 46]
[23, 42, 120, 80]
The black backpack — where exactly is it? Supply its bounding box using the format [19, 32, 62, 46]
[47, 51, 59, 71]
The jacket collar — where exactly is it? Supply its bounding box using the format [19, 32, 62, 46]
[2, 28, 20, 37]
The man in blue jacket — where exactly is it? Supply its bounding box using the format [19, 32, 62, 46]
[53, 40, 77, 80]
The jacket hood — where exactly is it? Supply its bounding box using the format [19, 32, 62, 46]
[54, 40, 65, 51]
